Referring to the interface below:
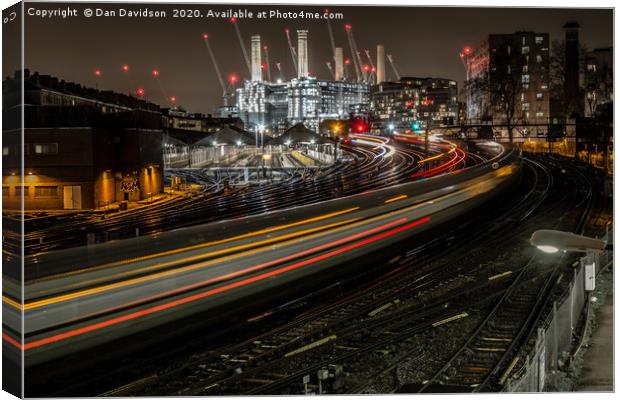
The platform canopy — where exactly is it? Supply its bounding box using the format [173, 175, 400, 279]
[272, 123, 334, 145]
[194, 126, 256, 146]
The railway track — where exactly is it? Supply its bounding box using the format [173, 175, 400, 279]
[89, 150, 543, 396]
[412, 155, 597, 393]
[13, 139, 462, 256]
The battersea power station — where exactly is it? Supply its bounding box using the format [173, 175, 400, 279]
[234, 30, 371, 133]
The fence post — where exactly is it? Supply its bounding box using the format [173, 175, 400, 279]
[570, 271, 575, 332]
[552, 301, 558, 371]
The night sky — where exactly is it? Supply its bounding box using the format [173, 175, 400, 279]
[19, 3, 612, 114]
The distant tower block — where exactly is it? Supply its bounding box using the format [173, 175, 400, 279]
[376, 44, 386, 84]
[334, 47, 344, 81]
[251, 34, 262, 82]
[297, 29, 309, 78]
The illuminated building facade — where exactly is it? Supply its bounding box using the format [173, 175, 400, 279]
[236, 77, 370, 133]
[466, 31, 551, 132]
[370, 77, 459, 131]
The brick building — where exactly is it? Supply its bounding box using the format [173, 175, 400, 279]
[2, 70, 164, 210]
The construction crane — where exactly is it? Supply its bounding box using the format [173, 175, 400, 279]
[230, 17, 251, 75]
[202, 33, 232, 106]
[263, 45, 272, 82]
[325, 9, 337, 60]
[344, 24, 363, 82]
[325, 61, 335, 79]
[275, 62, 285, 81]
[364, 49, 377, 84]
[387, 54, 401, 81]
[284, 28, 298, 75]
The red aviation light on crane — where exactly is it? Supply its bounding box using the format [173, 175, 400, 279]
[135, 88, 145, 96]
[170, 96, 177, 103]
[152, 69, 160, 77]
[94, 69, 102, 77]
[122, 64, 129, 72]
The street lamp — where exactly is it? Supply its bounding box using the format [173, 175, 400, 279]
[257, 124, 265, 149]
[262, 153, 271, 179]
[530, 230, 610, 254]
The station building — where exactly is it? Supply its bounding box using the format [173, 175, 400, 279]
[2, 70, 164, 210]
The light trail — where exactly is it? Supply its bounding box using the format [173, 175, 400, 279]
[22, 207, 361, 284]
[9, 217, 430, 351]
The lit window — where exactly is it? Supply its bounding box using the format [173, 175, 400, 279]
[536, 93, 544, 100]
[521, 74, 530, 84]
[2, 146, 8, 156]
[15, 186, 27, 197]
[35, 186, 58, 197]
[521, 46, 530, 54]
[536, 55, 543, 63]
[34, 143, 58, 155]
[535, 36, 544, 45]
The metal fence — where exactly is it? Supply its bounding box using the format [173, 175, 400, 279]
[504, 226, 613, 392]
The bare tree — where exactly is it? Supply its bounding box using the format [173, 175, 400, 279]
[468, 52, 525, 142]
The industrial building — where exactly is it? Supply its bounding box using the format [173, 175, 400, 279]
[235, 30, 370, 133]
[3, 70, 164, 210]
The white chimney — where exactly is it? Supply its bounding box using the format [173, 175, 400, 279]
[334, 47, 344, 81]
[251, 34, 262, 82]
[297, 30, 308, 78]
[376, 44, 386, 84]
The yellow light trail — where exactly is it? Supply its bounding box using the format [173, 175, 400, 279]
[29, 207, 361, 283]
[22, 218, 361, 311]
[384, 194, 408, 204]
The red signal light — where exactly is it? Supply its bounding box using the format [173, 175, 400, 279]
[152, 69, 160, 77]
[363, 64, 370, 72]
[122, 65, 129, 72]
[261, 63, 266, 70]
[170, 96, 176, 102]
[345, 24, 352, 30]
[229, 74, 238, 84]
[230, 17, 237, 23]
[94, 69, 101, 76]
[345, 59, 351, 65]
[136, 88, 145, 96]
[202, 33, 209, 39]
[463, 47, 472, 55]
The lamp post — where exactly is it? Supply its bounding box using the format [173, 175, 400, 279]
[530, 230, 610, 254]
[530, 229, 612, 292]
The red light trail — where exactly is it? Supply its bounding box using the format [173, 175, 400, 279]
[7, 216, 431, 350]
